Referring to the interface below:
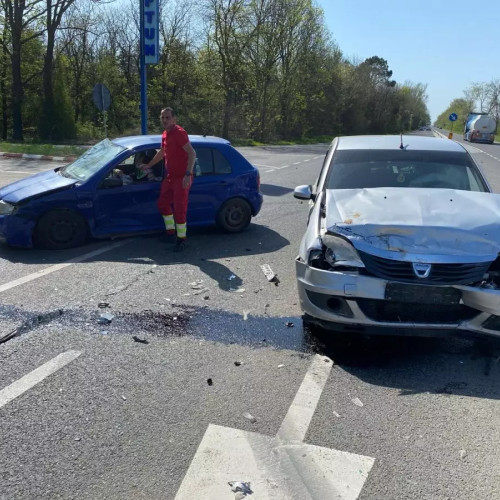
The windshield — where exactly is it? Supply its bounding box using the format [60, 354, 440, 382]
[62, 139, 126, 182]
[326, 149, 488, 192]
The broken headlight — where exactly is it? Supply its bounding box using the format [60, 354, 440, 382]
[322, 234, 364, 268]
[0, 200, 15, 215]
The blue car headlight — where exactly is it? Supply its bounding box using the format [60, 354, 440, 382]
[0, 200, 16, 215]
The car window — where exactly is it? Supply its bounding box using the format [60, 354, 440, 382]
[326, 149, 488, 192]
[193, 147, 232, 176]
[62, 139, 126, 181]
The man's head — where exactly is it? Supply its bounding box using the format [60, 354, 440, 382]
[160, 107, 176, 132]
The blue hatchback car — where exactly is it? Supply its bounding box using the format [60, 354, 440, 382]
[0, 135, 263, 249]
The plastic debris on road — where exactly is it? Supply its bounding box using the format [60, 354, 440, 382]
[98, 313, 114, 324]
[460, 449, 467, 460]
[229, 287, 245, 293]
[243, 412, 257, 423]
[133, 336, 149, 344]
[277, 364, 285, 368]
[228, 481, 253, 496]
[285, 321, 294, 327]
[121, 395, 127, 401]
[234, 361, 243, 367]
[351, 397, 364, 407]
[333, 411, 341, 418]
[242, 310, 250, 320]
[98, 302, 110, 309]
[260, 264, 280, 286]
[227, 274, 237, 281]
[207, 378, 213, 386]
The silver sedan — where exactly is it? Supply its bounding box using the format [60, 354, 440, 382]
[295, 135, 500, 337]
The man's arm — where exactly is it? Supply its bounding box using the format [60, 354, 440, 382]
[141, 149, 164, 169]
[183, 142, 196, 174]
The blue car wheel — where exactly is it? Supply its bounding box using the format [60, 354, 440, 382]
[216, 198, 252, 233]
[34, 210, 88, 249]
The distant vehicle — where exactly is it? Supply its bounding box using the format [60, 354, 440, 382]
[464, 112, 496, 144]
[294, 135, 500, 339]
[0, 135, 263, 249]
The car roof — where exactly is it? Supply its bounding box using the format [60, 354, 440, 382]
[112, 134, 231, 150]
[335, 135, 467, 153]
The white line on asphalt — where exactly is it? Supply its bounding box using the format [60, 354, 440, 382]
[0, 350, 81, 409]
[277, 354, 333, 442]
[175, 355, 375, 499]
[0, 239, 132, 294]
[253, 163, 277, 168]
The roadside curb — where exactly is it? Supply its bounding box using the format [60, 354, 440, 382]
[0, 151, 76, 162]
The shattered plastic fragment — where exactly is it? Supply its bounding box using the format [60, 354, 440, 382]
[242, 310, 250, 320]
[98, 313, 114, 324]
[285, 322, 294, 327]
[243, 412, 257, 423]
[333, 411, 340, 418]
[98, 302, 110, 309]
[207, 378, 213, 386]
[133, 336, 149, 344]
[229, 287, 245, 293]
[122, 395, 127, 401]
[228, 481, 253, 495]
[234, 361, 243, 366]
[351, 397, 364, 407]
[260, 264, 280, 286]
[460, 449, 467, 460]
[277, 364, 285, 368]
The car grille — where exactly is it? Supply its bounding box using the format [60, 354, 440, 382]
[359, 251, 490, 285]
[357, 298, 478, 324]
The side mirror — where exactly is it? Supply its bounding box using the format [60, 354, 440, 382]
[294, 184, 314, 200]
[101, 177, 123, 188]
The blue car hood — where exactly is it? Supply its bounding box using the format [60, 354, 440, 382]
[0, 169, 78, 204]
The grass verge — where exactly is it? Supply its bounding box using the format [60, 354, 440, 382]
[0, 142, 86, 156]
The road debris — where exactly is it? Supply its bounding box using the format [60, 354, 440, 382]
[243, 412, 257, 423]
[333, 411, 341, 418]
[121, 395, 127, 401]
[0, 328, 18, 344]
[98, 302, 110, 309]
[277, 364, 285, 368]
[100, 330, 109, 335]
[227, 274, 237, 281]
[74, 437, 81, 442]
[260, 264, 280, 286]
[193, 288, 210, 296]
[285, 321, 294, 328]
[228, 481, 253, 496]
[98, 313, 114, 324]
[207, 378, 213, 386]
[203, 295, 210, 300]
[229, 287, 246, 293]
[351, 397, 364, 407]
[460, 449, 467, 460]
[133, 336, 149, 344]
[234, 361, 243, 367]
[242, 310, 250, 320]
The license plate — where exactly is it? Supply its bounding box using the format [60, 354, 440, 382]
[385, 283, 461, 305]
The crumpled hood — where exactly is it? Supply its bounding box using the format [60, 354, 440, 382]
[325, 188, 500, 263]
[0, 169, 77, 204]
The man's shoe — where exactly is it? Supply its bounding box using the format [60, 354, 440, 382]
[173, 239, 187, 252]
[159, 232, 176, 243]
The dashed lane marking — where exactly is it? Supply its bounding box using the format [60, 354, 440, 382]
[0, 350, 82, 409]
[0, 239, 133, 294]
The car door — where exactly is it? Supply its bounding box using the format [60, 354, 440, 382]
[92, 151, 163, 235]
[188, 146, 235, 225]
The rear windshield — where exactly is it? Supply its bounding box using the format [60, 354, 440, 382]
[326, 149, 488, 192]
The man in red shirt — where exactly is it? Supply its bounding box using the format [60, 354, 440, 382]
[142, 107, 196, 252]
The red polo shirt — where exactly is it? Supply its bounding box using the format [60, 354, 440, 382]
[162, 125, 189, 179]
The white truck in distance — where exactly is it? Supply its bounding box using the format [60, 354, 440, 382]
[464, 112, 496, 144]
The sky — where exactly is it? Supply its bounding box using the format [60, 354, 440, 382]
[316, 0, 500, 122]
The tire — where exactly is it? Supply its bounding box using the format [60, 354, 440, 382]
[34, 210, 87, 249]
[216, 198, 252, 233]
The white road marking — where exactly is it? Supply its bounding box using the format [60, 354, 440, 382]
[175, 355, 375, 499]
[0, 350, 81, 409]
[0, 239, 132, 294]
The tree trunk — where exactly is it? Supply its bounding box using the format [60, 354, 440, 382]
[11, 36, 23, 141]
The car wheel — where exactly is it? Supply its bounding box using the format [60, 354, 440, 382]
[216, 198, 252, 233]
[34, 210, 87, 249]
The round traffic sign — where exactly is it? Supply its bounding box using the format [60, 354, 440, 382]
[449, 113, 458, 122]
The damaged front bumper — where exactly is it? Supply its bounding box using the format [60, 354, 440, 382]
[296, 257, 500, 337]
[0, 214, 35, 248]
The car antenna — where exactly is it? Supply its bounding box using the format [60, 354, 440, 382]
[399, 132, 408, 150]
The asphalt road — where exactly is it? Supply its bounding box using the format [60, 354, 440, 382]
[1, 136, 500, 499]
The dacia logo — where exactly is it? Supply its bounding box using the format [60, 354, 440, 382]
[412, 262, 432, 279]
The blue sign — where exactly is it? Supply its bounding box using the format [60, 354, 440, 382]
[449, 113, 458, 122]
[143, 0, 159, 64]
